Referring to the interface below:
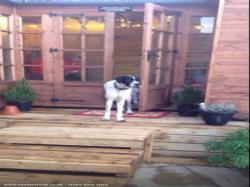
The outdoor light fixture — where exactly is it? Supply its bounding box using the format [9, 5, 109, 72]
[193, 24, 204, 31]
[116, 16, 142, 28]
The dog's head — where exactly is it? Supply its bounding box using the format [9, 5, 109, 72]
[115, 75, 141, 89]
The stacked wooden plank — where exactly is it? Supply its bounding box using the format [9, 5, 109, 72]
[0, 125, 154, 177]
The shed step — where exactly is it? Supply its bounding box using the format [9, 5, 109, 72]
[0, 144, 143, 177]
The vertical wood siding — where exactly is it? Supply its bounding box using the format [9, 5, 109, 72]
[206, 0, 249, 117]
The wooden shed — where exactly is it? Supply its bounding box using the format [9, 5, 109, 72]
[0, 0, 249, 116]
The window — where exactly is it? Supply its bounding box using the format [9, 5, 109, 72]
[21, 16, 43, 80]
[0, 14, 13, 81]
[185, 16, 215, 88]
[62, 16, 105, 82]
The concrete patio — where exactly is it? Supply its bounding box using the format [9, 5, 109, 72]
[125, 163, 249, 187]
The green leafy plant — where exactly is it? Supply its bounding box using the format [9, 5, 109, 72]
[1, 79, 37, 104]
[205, 129, 249, 168]
[173, 85, 203, 105]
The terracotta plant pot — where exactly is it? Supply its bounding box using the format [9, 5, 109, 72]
[1, 105, 21, 115]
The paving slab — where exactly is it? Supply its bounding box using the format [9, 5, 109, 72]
[125, 164, 249, 187]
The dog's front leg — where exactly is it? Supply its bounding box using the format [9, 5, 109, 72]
[117, 99, 125, 122]
[126, 98, 133, 115]
[103, 99, 113, 121]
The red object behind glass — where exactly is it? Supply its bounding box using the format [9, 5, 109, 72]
[29, 59, 80, 75]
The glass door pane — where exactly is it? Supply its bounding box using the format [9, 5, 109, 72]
[149, 11, 175, 86]
[61, 15, 105, 83]
[22, 16, 43, 80]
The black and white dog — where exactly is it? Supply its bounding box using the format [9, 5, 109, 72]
[103, 75, 141, 122]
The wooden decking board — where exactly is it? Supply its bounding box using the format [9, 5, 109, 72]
[0, 126, 152, 137]
[0, 111, 248, 127]
[0, 129, 148, 140]
[0, 159, 132, 176]
[0, 117, 247, 129]
[154, 134, 226, 143]
[0, 144, 144, 176]
[0, 136, 145, 148]
[0, 144, 143, 155]
[0, 126, 152, 150]
[0, 171, 127, 186]
[0, 149, 141, 164]
[0, 145, 144, 177]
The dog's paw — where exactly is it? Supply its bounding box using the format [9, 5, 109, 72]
[117, 119, 126, 123]
[102, 118, 110, 121]
[126, 112, 134, 115]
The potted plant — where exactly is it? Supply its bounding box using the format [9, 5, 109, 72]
[173, 85, 203, 116]
[1, 79, 37, 112]
[0, 87, 21, 115]
[199, 103, 238, 126]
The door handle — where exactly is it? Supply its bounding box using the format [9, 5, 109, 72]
[49, 48, 59, 53]
[147, 51, 159, 61]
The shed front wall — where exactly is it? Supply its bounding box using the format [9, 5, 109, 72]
[206, 0, 249, 117]
[0, 3, 218, 109]
[2, 1, 249, 116]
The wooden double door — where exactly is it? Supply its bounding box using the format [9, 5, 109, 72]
[34, 11, 115, 107]
[25, 3, 178, 110]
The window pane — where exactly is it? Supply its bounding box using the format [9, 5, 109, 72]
[63, 34, 81, 49]
[160, 69, 167, 84]
[85, 17, 105, 33]
[188, 35, 213, 52]
[22, 17, 41, 32]
[86, 51, 103, 66]
[151, 31, 160, 49]
[63, 51, 81, 66]
[161, 52, 168, 68]
[149, 68, 157, 85]
[148, 51, 159, 66]
[64, 67, 81, 82]
[23, 34, 41, 48]
[86, 68, 103, 82]
[162, 33, 170, 50]
[163, 15, 174, 31]
[186, 53, 210, 68]
[185, 69, 207, 84]
[2, 31, 10, 48]
[23, 50, 42, 65]
[0, 15, 9, 31]
[24, 66, 43, 80]
[152, 11, 161, 30]
[3, 65, 12, 80]
[191, 17, 215, 34]
[3, 49, 11, 65]
[86, 35, 104, 49]
[63, 16, 81, 33]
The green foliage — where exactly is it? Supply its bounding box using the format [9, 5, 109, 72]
[205, 129, 249, 169]
[1, 79, 37, 103]
[173, 85, 203, 105]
